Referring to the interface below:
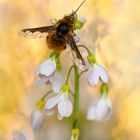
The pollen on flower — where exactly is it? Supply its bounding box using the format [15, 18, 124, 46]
[36, 100, 45, 110]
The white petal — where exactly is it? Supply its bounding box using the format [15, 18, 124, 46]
[45, 95, 60, 110]
[58, 97, 73, 117]
[103, 99, 112, 120]
[87, 66, 99, 86]
[39, 59, 56, 76]
[87, 98, 99, 120]
[96, 64, 109, 83]
[12, 130, 27, 140]
[96, 98, 112, 121]
[36, 73, 54, 87]
[51, 74, 65, 94]
[57, 113, 64, 120]
[87, 106, 97, 120]
[31, 110, 44, 131]
[46, 108, 55, 116]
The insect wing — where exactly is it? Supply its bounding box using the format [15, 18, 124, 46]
[67, 35, 86, 71]
[18, 26, 54, 38]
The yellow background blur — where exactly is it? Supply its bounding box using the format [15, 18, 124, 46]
[0, 0, 140, 140]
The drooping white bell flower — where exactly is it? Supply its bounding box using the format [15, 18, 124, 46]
[87, 96, 112, 121]
[87, 54, 109, 86]
[30, 100, 45, 131]
[87, 64, 109, 86]
[87, 83, 112, 121]
[45, 84, 73, 118]
[36, 54, 58, 86]
[37, 58, 56, 77]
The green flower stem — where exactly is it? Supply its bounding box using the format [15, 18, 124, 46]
[78, 44, 91, 55]
[73, 64, 80, 129]
[65, 65, 75, 84]
[41, 90, 53, 101]
[50, 51, 60, 58]
[56, 58, 61, 72]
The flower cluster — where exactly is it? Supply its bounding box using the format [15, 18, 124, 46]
[30, 17, 112, 140]
[31, 51, 112, 131]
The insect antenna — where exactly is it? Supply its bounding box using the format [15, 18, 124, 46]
[72, 0, 86, 16]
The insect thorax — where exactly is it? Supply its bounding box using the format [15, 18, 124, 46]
[56, 22, 71, 36]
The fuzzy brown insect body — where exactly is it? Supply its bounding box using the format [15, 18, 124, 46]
[46, 16, 74, 52]
[19, 0, 87, 70]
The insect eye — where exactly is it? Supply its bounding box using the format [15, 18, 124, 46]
[57, 23, 70, 35]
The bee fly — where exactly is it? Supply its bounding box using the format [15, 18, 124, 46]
[19, 0, 87, 70]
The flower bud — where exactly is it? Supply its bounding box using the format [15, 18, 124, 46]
[71, 128, 80, 140]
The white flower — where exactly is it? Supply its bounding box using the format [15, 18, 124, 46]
[87, 96, 112, 121]
[58, 95, 73, 117]
[45, 85, 73, 118]
[31, 109, 44, 131]
[36, 58, 56, 86]
[51, 73, 65, 93]
[37, 58, 56, 77]
[87, 64, 109, 86]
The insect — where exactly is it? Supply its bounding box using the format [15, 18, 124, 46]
[19, 0, 86, 70]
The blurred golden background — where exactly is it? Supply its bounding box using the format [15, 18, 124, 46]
[0, 0, 140, 139]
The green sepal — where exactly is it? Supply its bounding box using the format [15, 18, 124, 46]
[50, 51, 60, 59]
[56, 59, 61, 72]
[61, 84, 70, 93]
[74, 20, 84, 29]
[87, 54, 96, 65]
[101, 83, 109, 97]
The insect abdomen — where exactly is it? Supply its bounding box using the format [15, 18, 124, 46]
[46, 32, 66, 52]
